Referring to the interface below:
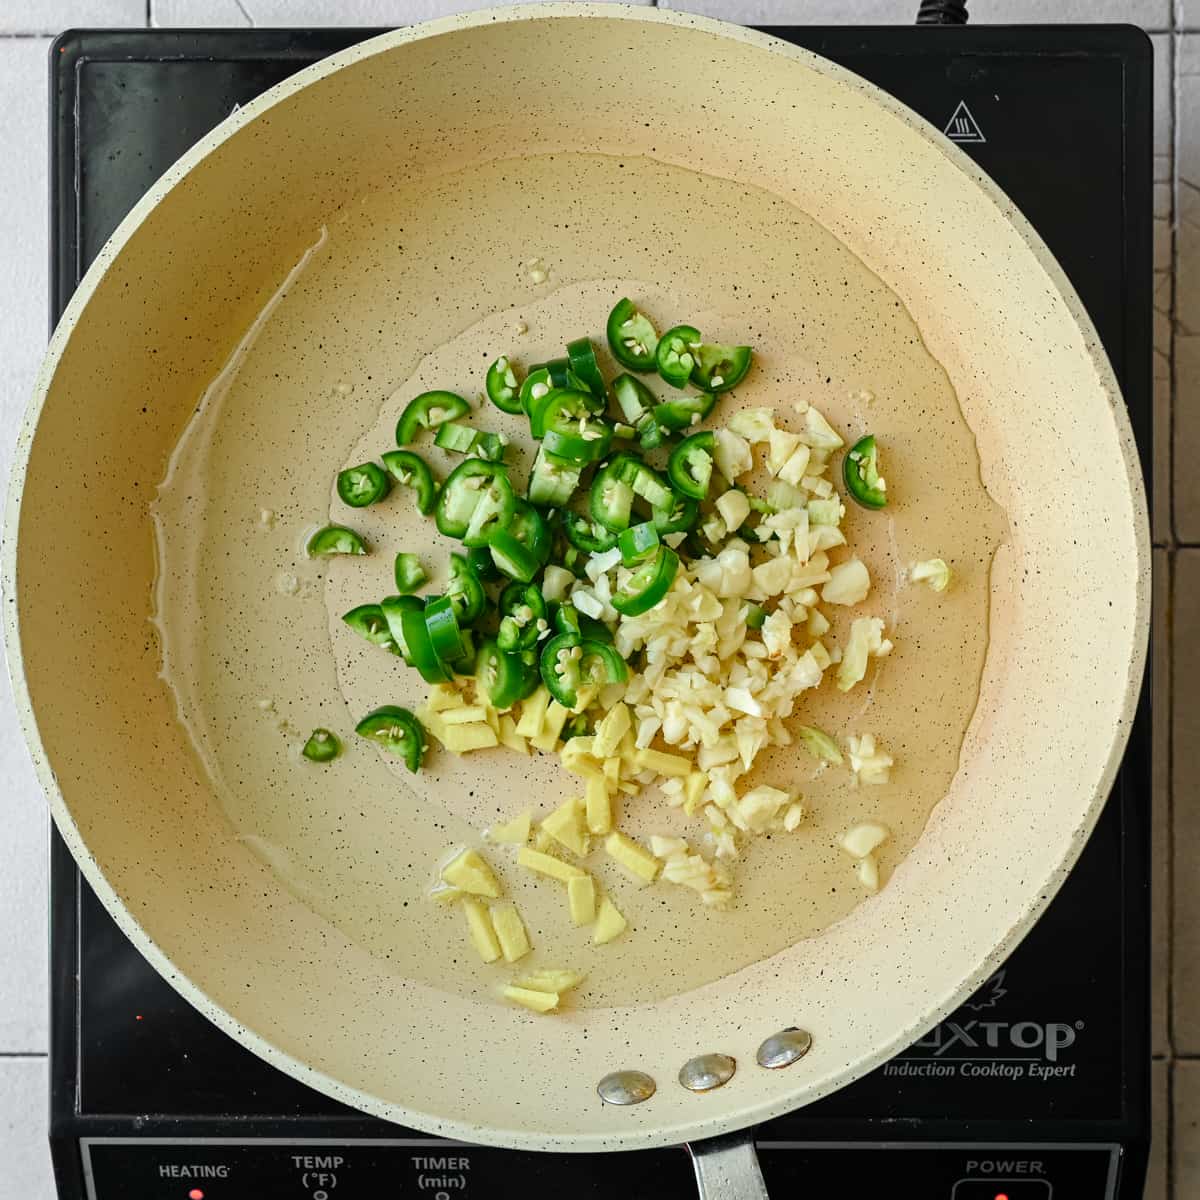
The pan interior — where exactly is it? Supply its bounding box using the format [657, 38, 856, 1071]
[9, 11, 1145, 1146]
[151, 149, 1006, 1009]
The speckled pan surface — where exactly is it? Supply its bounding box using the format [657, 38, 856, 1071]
[3, 6, 1149, 1150]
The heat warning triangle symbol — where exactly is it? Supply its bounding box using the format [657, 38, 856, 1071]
[944, 100, 985, 144]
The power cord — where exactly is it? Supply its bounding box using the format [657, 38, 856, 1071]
[916, 0, 969, 23]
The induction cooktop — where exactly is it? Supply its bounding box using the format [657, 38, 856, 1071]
[46, 22, 1152, 1200]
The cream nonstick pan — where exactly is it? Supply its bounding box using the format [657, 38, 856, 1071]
[3, 8, 1149, 1198]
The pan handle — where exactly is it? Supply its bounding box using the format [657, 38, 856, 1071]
[687, 1131, 770, 1199]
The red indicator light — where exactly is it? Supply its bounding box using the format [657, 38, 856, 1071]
[188, 1190, 204, 1200]
[995, 1193, 1009, 1200]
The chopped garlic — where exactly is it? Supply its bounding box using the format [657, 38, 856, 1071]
[587, 547, 622, 580]
[856, 853, 880, 892]
[766, 428, 803, 475]
[715, 488, 751, 531]
[777, 443, 813, 487]
[728, 407, 776, 442]
[822, 558, 871, 606]
[796, 724, 844, 765]
[654, 836, 732, 907]
[840, 820, 890, 858]
[846, 735, 894, 785]
[802, 406, 845, 450]
[836, 617, 891, 692]
[541, 565, 575, 602]
[911, 557, 953, 593]
[571, 588, 604, 619]
[713, 428, 752, 482]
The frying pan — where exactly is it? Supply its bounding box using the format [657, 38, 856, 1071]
[3, 8, 1149, 1197]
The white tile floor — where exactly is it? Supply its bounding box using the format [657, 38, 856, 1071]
[0, 2, 1181, 1196]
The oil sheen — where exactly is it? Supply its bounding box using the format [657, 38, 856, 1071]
[152, 152, 1006, 1009]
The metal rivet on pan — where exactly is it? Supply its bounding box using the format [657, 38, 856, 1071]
[756, 1028, 813, 1069]
[597, 1070, 657, 1106]
[678, 1053, 736, 1093]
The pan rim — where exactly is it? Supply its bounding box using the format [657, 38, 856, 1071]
[2, 4, 1151, 1151]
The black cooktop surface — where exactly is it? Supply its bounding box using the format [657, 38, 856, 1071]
[48, 24, 1152, 1200]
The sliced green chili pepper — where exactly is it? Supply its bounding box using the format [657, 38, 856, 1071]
[476, 638, 539, 709]
[611, 545, 679, 616]
[539, 632, 582, 708]
[626, 459, 672, 511]
[467, 544, 502, 581]
[690, 343, 752, 393]
[510, 499, 551, 565]
[381, 450, 437, 515]
[433, 421, 478, 455]
[844, 434, 887, 510]
[566, 336, 606, 398]
[307, 525, 367, 556]
[529, 387, 596, 440]
[532, 357, 573, 389]
[589, 454, 638, 532]
[527, 445, 582, 507]
[473, 431, 509, 463]
[561, 510, 618, 553]
[423, 594, 466, 663]
[607, 298, 659, 372]
[395, 390, 471, 446]
[563, 713, 590, 740]
[497, 581, 548, 652]
[543, 423, 612, 466]
[355, 705, 426, 773]
[553, 601, 613, 643]
[744, 603, 768, 630]
[636, 412, 670, 451]
[488, 529, 540, 583]
[337, 462, 390, 508]
[613, 372, 657, 424]
[447, 552, 486, 624]
[579, 639, 628, 685]
[394, 552, 427, 594]
[301, 728, 341, 763]
[543, 632, 628, 707]
[398, 605, 454, 683]
[380, 594, 424, 664]
[486, 355, 523, 414]
[654, 390, 716, 433]
[651, 493, 700, 535]
[435, 459, 515, 544]
[668, 431, 715, 500]
[618, 521, 660, 566]
[454, 630, 477, 675]
[655, 325, 702, 389]
[562, 546, 588, 578]
[343, 604, 400, 654]
[519, 367, 554, 417]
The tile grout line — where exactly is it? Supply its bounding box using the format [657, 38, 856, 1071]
[1172, 11, 1182, 552]
[1167, 1057, 1174, 1200]
[1166, 550, 1176, 1069]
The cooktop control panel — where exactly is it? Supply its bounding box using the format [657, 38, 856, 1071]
[81, 1140, 1118, 1199]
